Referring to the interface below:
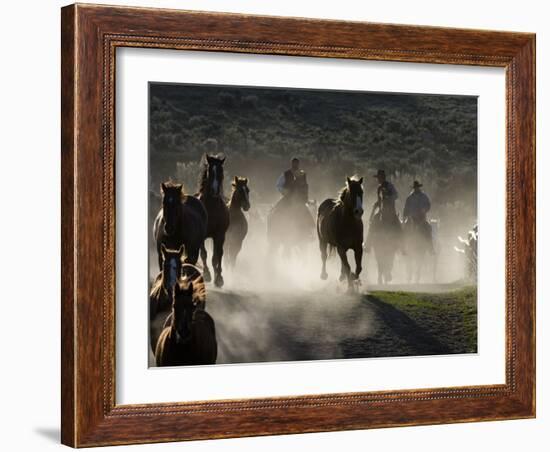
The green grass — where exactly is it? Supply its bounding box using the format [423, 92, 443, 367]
[367, 286, 478, 354]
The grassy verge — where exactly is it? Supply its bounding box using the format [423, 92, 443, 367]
[367, 286, 477, 354]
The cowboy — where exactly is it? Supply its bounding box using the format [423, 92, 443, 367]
[403, 180, 434, 253]
[276, 157, 307, 198]
[374, 169, 398, 212]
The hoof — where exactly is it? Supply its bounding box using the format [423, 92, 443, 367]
[214, 274, 224, 288]
[339, 274, 346, 282]
[320, 271, 328, 280]
[203, 269, 212, 282]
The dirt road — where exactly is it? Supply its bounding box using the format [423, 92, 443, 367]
[204, 285, 476, 365]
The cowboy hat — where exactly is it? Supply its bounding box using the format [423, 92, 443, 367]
[373, 169, 386, 178]
[412, 180, 423, 188]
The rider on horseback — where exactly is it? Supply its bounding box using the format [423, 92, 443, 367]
[276, 157, 307, 198]
[365, 169, 401, 253]
[269, 157, 315, 254]
[403, 180, 435, 254]
[374, 169, 398, 210]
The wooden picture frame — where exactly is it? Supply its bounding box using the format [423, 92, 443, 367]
[61, 3, 535, 447]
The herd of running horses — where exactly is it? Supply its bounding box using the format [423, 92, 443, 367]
[149, 154, 433, 366]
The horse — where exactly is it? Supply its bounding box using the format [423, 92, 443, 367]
[366, 185, 402, 285]
[149, 244, 184, 350]
[150, 244, 184, 319]
[153, 181, 207, 271]
[197, 154, 230, 287]
[225, 176, 250, 268]
[402, 217, 433, 283]
[317, 176, 364, 290]
[267, 171, 315, 257]
[155, 268, 217, 366]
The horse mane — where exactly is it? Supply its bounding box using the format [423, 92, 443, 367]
[228, 185, 238, 207]
[180, 264, 207, 307]
[198, 159, 209, 194]
[338, 186, 349, 203]
[149, 272, 168, 300]
[228, 177, 246, 205]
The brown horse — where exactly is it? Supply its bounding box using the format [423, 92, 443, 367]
[225, 176, 250, 268]
[403, 217, 433, 283]
[155, 268, 217, 366]
[198, 155, 230, 287]
[317, 177, 364, 290]
[149, 244, 184, 350]
[153, 182, 207, 270]
[367, 185, 402, 284]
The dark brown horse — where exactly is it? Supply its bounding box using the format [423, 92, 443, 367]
[197, 155, 230, 287]
[267, 171, 314, 256]
[403, 217, 435, 283]
[153, 182, 207, 270]
[155, 269, 217, 366]
[367, 185, 402, 284]
[149, 244, 184, 350]
[317, 177, 364, 289]
[225, 176, 250, 268]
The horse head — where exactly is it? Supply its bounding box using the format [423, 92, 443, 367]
[160, 244, 184, 293]
[345, 176, 364, 219]
[204, 154, 225, 197]
[160, 181, 183, 235]
[172, 279, 197, 344]
[231, 176, 250, 211]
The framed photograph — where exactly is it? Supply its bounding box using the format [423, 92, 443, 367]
[61, 3, 536, 447]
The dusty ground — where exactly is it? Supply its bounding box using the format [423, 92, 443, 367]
[198, 285, 478, 365]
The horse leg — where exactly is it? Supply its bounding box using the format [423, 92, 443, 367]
[319, 239, 328, 280]
[386, 253, 394, 283]
[232, 239, 243, 268]
[414, 255, 419, 283]
[373, 248, 382, 284]
[403, 239, 411, 282]
[352, 246, 363, 280]
[200, 242, 211, 282]
[212, 234, 225, 288]
[416, 250, 424, 284]
[339, 260, 347, 282]
[224, 239, 234, 269]
[337, 247, 351, 284]
[379, 254, 389, 285]
[225, 251, 235, 269]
